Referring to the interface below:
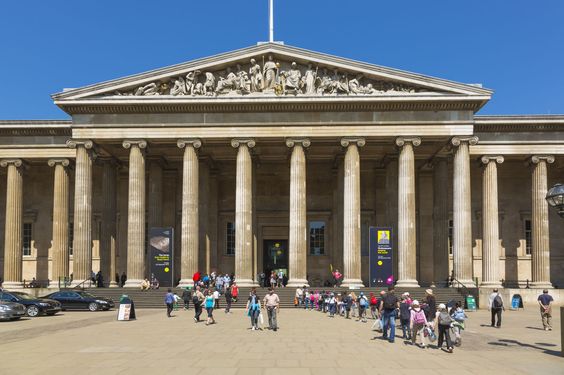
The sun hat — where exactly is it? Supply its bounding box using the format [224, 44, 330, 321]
[425, 289, 433, 295]
[438, 303, 446, 310]
[412, 300, 420, 306]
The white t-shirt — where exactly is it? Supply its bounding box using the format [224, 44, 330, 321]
[213, 290, 220, 300]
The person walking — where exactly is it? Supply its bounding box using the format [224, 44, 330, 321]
[410, 300, 428, 348]
[344, 291, 352, 319]
[369, 292, 378, 320]
[379, 286, 399, 343]
[231, 282, 239, 302]
[181, 287, 191, 310]
[224, 286, 233, 313]
[204, 290, 215, 325]
[538, 289, 554, 331]
[213, 288, 220, 309]
[435, 303, 454, 353]
[295, 286, 304, 308]
[246, 287, 262, 331]
[423, 289, 436, 322]
[193, 286, 205, 322]
[488, 288, 504, 328]
[164, 288, 175, 318]
[120, 272, 127, 287]
[263, 287, 280, 331]
[450, 301, 467, 346]
[399, 294, 412, 340]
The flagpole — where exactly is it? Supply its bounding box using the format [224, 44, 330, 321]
[269, 0, 274, 43]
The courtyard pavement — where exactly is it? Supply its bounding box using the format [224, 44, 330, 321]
[0, 306, 562, 374]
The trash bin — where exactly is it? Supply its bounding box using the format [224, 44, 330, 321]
[511, 294, 524, 310]
[117, 294, 136, 321]
[465, 295, 477, 311]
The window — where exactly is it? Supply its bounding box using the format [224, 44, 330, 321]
[524, 219, 532, 255]
[69, 223, 74, 256]
[309, 221, 325, 255]
[448, 219, 453, 255]
[226, 222, 235, 255]
[23, 223, 32, 256]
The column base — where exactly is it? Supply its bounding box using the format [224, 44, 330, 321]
[124, 279, 143, 288]
[451, 279, 477, 288]
[530, 282, 553, 289]
[341, 279, 364, 289]
[2, 281, 24, 289]
[235, 279, 258, 287]
[395, 279, 420, 288]
[109, 281, 119, 288]
[480, 281, 502, 288]
[286, 279, 309, 288]
[177, 279, 195, 288]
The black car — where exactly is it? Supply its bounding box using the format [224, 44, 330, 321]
[0, 291, 61, 317]
[43, 291, 115, 311]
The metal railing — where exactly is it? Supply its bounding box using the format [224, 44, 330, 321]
[71, 279, 93, 290]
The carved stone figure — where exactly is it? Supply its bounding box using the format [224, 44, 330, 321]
[280, 62, 302, 95]
[203, 72, 216, 96]
[236, 64, 250, 94]
[249, 58, 263, 92]
[170, 76, 186, 96]
[316, 68, 333, 94]
[363, 83, 381, 95]
[185, 71, 200, 95]
[331, 70, 349, 94]
[348, 74, 364, 95]
[263, 55, 278, 91]
[135, 82, 159, 96]
[216, 67, 239, 94]
[303, 64, 317, 95]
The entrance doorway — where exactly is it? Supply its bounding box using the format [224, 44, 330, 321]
[263, 240, 288, 287]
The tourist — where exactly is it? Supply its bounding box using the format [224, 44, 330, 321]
[216, 273, 224, 292]
[223, 274, 231, 291]
[224, 286, 233, 313]
[358, 292, 368, 322]
[120, 272, 127, 287]
[422, 289, 436, 322]
[350, 292, 358, 317]
[270, 271, 276, 288]
[95, 271, 103, 287]
[213, 288, 220, 309]
[380, 286, 399, 343]
[141, 278, 150, 291]
[399, 294, 412, 340]
[410, 300, 428, 348]
[164, 288, 175, 318]
[277, 270, 284, 288]
[450, 301, 467, 346]
[192, 270, 201, 287]
[435, 303, 454, 353]
[304, 288, 311, 310]
[343, 291, 352, 319]
[232, 282, 239, 302]
[538, 289, 554, 331]
[259, 272, 266, 287]
[369, 292, 378, 320]
[181, 287, 191, 310]
[246, 287, 262, 330]
[193, 286, 205, 322]
[295, 286, 304, 308]
[263, 287, 280, 331]
[402, 292, 412, 305]
[488, 288, 504, 328]
[150, 275, 160, 289]
[328, 292, 337, 317]
[204, 289, 215, 325]
[332, 268, 342, 287]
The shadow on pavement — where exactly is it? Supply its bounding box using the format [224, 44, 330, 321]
[488, 339, 561, 357]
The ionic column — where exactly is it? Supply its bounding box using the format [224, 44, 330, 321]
[123, 140, 147, 287]
[451, 136, 478, 287]
[340, 137, 365, 288]
[101, 159, 118, 287]
[480, 156, 504, 287]
[67, 140, 94, 286]
[232, 139, 256, 287]
[177, 139, 201, 287]
[286, 138, 310, 287]
[530, 155, 554, 288]
[1, 159, 24, 288]
[395, 137, 421, 287]
[48, 159, 70, 286]
[432, 157, 449, 286]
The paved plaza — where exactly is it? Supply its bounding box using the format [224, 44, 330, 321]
[0, 306, 562, 374]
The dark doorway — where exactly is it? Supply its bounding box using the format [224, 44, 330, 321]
[263, 240, 288, 287]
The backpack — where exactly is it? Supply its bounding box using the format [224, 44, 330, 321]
[438, 311, 454, 326]
[413, 309, 426, 324]
[192, 295, 200, 305]
[370, 296, 377, 306]
[383, 294, 397, 310]
[492, 294, 503, 309]
[359, 296, 368, 307]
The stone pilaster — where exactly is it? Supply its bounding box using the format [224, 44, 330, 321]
[101, 159, 118, 287]
[451, 136, 478, 288]
[147, 159, 163, 276]
[123, 140, 147, 287]
[48, 159, 70, 286]
[395, 137, 421, 287]
[232, 139, 256, 287]
[67, 140, 94, 286]
[1, 159, 24, 289]
[432, 157, 449, 286]
[480, 156, 504, 287]
[177, 139, 201, 287]
[286, 138, 310, 287]
[340, 137, 365, 288]
[530, 155, 554, 288]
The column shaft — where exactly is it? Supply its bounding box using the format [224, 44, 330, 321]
[432, 158, 449, 286]
[2, 160, 23, 288]
[101, 160, 118, 287]
[147, 160, 163, 275]
[481, 156, 503, 287]
[49, 159, 70, 286]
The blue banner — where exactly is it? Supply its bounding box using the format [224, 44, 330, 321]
[369, 227, 394, 287]
[149, 227, 174, 287]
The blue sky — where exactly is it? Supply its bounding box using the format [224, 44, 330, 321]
[1, 0, 563, 119]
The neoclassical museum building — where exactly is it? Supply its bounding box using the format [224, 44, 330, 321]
[1, 43, 563, 291]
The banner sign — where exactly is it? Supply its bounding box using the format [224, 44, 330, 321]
[369, 227, 394, 287]
[117, 303, 132, 321]
[149, 227, 174, 287]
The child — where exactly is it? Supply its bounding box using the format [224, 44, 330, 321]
[410, 300, 428, 348]
[399, 295, 412, 340]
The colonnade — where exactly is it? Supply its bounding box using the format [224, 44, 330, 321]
[0, 137, 555, 288]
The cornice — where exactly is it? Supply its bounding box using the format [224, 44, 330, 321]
[475, 115, 564, 132]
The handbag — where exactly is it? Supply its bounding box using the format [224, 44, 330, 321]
[371, 319, 382, 331]
[424, 327, 437, 342]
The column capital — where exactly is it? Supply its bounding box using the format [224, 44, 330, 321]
[231, 139, 255, 148]
[395, 137, 421, 148]
[122, 140, 147, 149]
[530, 155, 555, 164]
[0, 159, 23, 168]
[450, 136, 479, 147]
[47, 159, 70, 168]
[66, 139, 94, 149]
[480, 155, 504, 165]
[285, 138, 311, 148]
[177, 138, 202, 149]
[340, 137, 365, 148]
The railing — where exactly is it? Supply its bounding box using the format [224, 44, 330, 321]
[58, 276, 72, 289]
[449, 277, 473, 297]
[72, 278, 93, 290]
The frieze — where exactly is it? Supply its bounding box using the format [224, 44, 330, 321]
[108, 56, 434, 98]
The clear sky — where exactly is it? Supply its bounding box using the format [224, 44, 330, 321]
[1, 0, 563, 119]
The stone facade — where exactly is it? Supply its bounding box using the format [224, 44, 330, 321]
[1, 44, 563, 288]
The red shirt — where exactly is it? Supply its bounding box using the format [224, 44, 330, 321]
[232, 286, 239, 297]
[193, 272, 201, 282]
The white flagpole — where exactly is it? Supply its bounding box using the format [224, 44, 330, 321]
[269, 0, 274, 43]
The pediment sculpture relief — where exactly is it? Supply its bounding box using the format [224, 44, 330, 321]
[111, 56, 430, 98]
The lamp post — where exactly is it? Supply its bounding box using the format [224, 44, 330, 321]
[545, 183, 564, 357]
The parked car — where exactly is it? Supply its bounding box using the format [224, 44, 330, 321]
[43, 291, 115, 311]
[0, 291, 61, 317]
[0, 300, 27, 321]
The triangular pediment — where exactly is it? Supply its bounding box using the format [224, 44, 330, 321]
[53, 43, 492, 104]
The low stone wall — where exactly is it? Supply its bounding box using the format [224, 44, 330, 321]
[479, 287, 563, 308]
